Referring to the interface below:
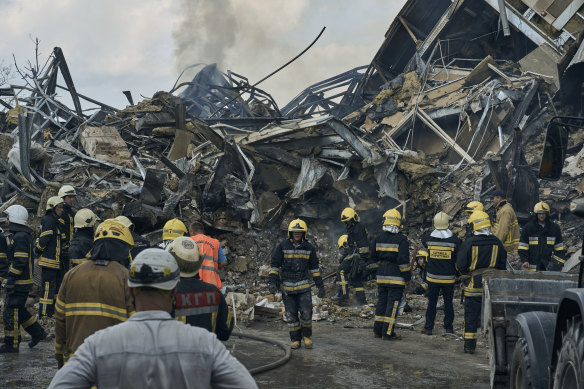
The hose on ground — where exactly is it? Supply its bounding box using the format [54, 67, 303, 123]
[232, 332, 291, 375]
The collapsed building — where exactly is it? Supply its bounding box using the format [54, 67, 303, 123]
[1, 0, 584, 319]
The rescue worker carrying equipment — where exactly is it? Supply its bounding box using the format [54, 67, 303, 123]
[269, 219, 324, 349]
[370, 209, 410, 340]
[518, 201, 566, 271]
[69, 209, 98, 267]
[340, 207, 369, 305]
[0, 205, 48, 353]
[456, 211, 507, 354]
[37, 196, 65, 318]
[420, 212, 461, 336]
[55, 218, 135, 368]
[169, 237, 234, 340]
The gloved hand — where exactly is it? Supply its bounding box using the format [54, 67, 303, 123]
[56, 354, 64, 369]
[268, 283, 277, 295]
[317, 286, 326, 298]
[5, 277, 15, 295]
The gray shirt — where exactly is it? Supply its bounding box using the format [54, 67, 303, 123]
[49, 310, 257, 389]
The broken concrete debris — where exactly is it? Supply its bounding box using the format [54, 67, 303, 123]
[2, 0, 584, 327]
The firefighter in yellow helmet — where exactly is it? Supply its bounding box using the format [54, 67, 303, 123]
[269, 219, 324, 349]
[69, 209, 99, 267]
[412, 249, 429, 295]
[420, 212, 461, 335]
[54, 219, 135, 368]
[37, 196, 66, 319]
[115, 216, 150, 265]
[518, 201, 566, 271]
[339, 207, 369, 305]
[331, 234, 355, 304]
[159, 218, 187, 249]
[456, 211, 506, 354]
[464, 201, 484, 238]
[370, 209, 411, 340]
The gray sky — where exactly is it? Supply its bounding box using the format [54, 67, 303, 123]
[0, 0, 407, 111]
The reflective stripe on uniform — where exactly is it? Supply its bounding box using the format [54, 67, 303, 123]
[175, 305, 219, 317]
[554, 243, 565, 251]
[528, 237, 538, 245]
[518, 242, 529, 250]
[375, 243, 399, 252]
[376, 275, 405, 286]
[546, 237, 556, 245]
[55, 299, 129, 322]
[426, 273, 455, 284]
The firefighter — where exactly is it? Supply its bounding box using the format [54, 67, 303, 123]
[491, 189, 520, 254]
[0, 210, 9, 281]
[1, 205, 47, 353]
[55, 219, 135, 368]
[412, 249, 429, 295]
[331, 234, 354, 304]
[269, 219, 325, 349]
[168, 237, 233, 341]
[115, 215, 150, 266]
[457, 211, 507, 354]
[37, 196, 65, 319]
[519, 201, 566, 271]
[159, 218, 187, 249]
[340, 207, 369, 305]
[370, 209, 410, 340]
[420, 212, 461, 335]
[189, 221, 228, 291]
[69, 209, 98, 267]
[464, 201, 484, 238]
[58, 185, 76, 283]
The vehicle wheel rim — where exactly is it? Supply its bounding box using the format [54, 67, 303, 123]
[559, 361, 578, 389]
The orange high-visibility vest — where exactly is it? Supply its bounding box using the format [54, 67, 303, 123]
[190, 234, 222, 289]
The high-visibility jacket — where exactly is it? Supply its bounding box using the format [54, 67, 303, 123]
[191, 234, 222, 290]
[493, 201, 520, 254]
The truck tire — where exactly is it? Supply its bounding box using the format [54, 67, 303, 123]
[553, 316, 584, 389]
[510, 337, 534, 389]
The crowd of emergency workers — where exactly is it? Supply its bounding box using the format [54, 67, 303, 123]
[0, 183, 567, 386]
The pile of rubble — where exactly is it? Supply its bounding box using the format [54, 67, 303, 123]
[2, 0, 584, 323]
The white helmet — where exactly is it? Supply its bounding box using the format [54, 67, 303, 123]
[46, 196, 65, 211]
[129, 248, 180, 290]
[5, 205, 28, 226]
[115, 215, 134, 230]
[74, 209, 99, 228]
[166, 236, 200, 277]
[58, 184, 77, 198]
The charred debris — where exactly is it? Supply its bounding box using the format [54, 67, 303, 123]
[2, 0, 584, 318]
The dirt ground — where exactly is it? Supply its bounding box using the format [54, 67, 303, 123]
[0, 284, 490, 388]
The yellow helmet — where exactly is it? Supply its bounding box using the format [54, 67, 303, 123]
[162, 218, 187, 241]
[464, 201, 484, 213]
[288, 218, 307, 240]
[115, 215, 134, 230]
[383, 209, 401, 227]
[433, 212, 450, 230]
[74, 208, 99, 228]
[341, 207, 359, 223]
[94, 219, 134, 247]
[337, 234, 348, 249]
[468, 211, 491, 232]
[416, 248, 429, 259]
[46, 196, 64, 211]
[534, 201, 550, 214]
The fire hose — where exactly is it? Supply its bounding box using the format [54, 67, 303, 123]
[231, 332, 292, 375]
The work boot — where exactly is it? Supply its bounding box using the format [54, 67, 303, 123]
[331, 286, 348, 303]
[0, 344, 19, 353]
[354, 290, 367, 306]
[374, 333, 382, 338]
[383, 333, 402, 341]
[303, 337, 313, 349]
[290, 341, 301, 349]
[29, 330, 48, 349]
[420, 328, 432, 336]
[444, 327, 454, 334]
[464, 348, 475, 355]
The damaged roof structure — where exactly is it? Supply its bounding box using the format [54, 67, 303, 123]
[1, 0, 584, 292]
